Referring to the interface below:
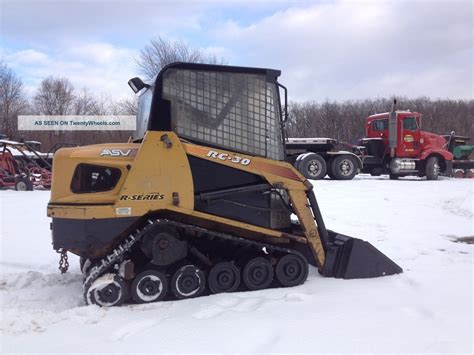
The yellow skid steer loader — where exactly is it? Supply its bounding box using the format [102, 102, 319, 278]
[47, 63, 402, 306]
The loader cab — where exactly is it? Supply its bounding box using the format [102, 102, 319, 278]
[365, 111, 422, 158]
[133, 62, 286, 161]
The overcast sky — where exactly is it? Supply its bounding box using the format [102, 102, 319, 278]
[1, 0, 472, 101]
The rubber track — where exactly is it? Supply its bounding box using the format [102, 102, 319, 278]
[82, 218, 304, 300]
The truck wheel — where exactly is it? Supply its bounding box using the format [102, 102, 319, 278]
[287, 155, 298, 166]
[297, 153, 327, 180]
[330, 155, 358, 180]
[389, 174, 399, 180]
[15, 177, 33, 191]
[426, 156, 440, 180]
[326, 159, 336, 179]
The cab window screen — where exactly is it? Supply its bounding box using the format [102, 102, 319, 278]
[162, 69, 284, 160]
[403, 117, 417, 130]
[71, 164, 121, 193]
[372, 119, 388, 131]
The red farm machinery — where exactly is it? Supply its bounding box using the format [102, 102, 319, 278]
[0, 139, 53, 190]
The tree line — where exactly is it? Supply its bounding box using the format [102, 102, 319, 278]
[0, 61, 137, 150]
[286, 98, 473, 144]
[1, 36, 472, 152]
[0, 37, 224, 151]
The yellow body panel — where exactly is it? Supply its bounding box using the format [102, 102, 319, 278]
[48, 131, 326, 266]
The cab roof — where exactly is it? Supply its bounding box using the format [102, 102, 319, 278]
[367, 111, 421, 120]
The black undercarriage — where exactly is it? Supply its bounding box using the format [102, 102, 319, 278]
[82, 219, 309, 306]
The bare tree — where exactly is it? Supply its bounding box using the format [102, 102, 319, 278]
[287, 97, 473, 143]
[33, 76, 75, 115]
[137, 36, 223, 79]
[110, 96, 137, 115]
[73, 88, 109, 115]
[0, 61, 27, 137]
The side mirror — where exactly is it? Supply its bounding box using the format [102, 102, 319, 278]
[128, 77, 149, 94]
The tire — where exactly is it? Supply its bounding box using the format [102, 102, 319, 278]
[286, 155, 298, 166]
[15, 177, 33, 191]
[171, 265, 206, 300]
[426, 156, 440, 180]
[208, 261, 240, 294]
[326, 157, 336, 179]
[389, 174, 399, 180]
[330, 155, 358, 180]
[275, 254, 308, 287]
[297, 153, 327, 180]
[242, 257, 273, 291]
[131, 270, 168, 304]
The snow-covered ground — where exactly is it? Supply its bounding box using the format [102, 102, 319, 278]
[1, 176, 472, 354]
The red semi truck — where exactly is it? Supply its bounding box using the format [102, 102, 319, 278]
[287, 102, 472, 180]
[359, 106, 453, 180]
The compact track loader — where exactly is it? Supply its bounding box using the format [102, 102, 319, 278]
[48, 63, 402, 306]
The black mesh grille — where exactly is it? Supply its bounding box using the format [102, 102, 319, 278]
[162, 69, 284, 160]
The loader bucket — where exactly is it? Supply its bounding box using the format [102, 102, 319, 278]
[305, 189, 403, 279]
[321, 230, 403, 279]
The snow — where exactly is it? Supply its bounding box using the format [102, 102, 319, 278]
[0, 140, 51, 158]
[1, 176, 473, 353]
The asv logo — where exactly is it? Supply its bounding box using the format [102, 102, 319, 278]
[100, 149, 131, 157]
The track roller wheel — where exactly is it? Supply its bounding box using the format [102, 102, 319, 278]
[243, 257, 273, 291]
[171, 265, 205, 299]
[86, 273, 128, 307]
[208, 261, 240, 294]
[275, 254, 308, 287]
[131, 270, 168, 304]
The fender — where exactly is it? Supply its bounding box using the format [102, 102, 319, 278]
[419, 148, 453, 162]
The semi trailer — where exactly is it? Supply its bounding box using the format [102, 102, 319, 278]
[285, 138, 361, 180]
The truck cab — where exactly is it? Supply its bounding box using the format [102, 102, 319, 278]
[366, 111, 423, 158]
[360, 110, 453, 180]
